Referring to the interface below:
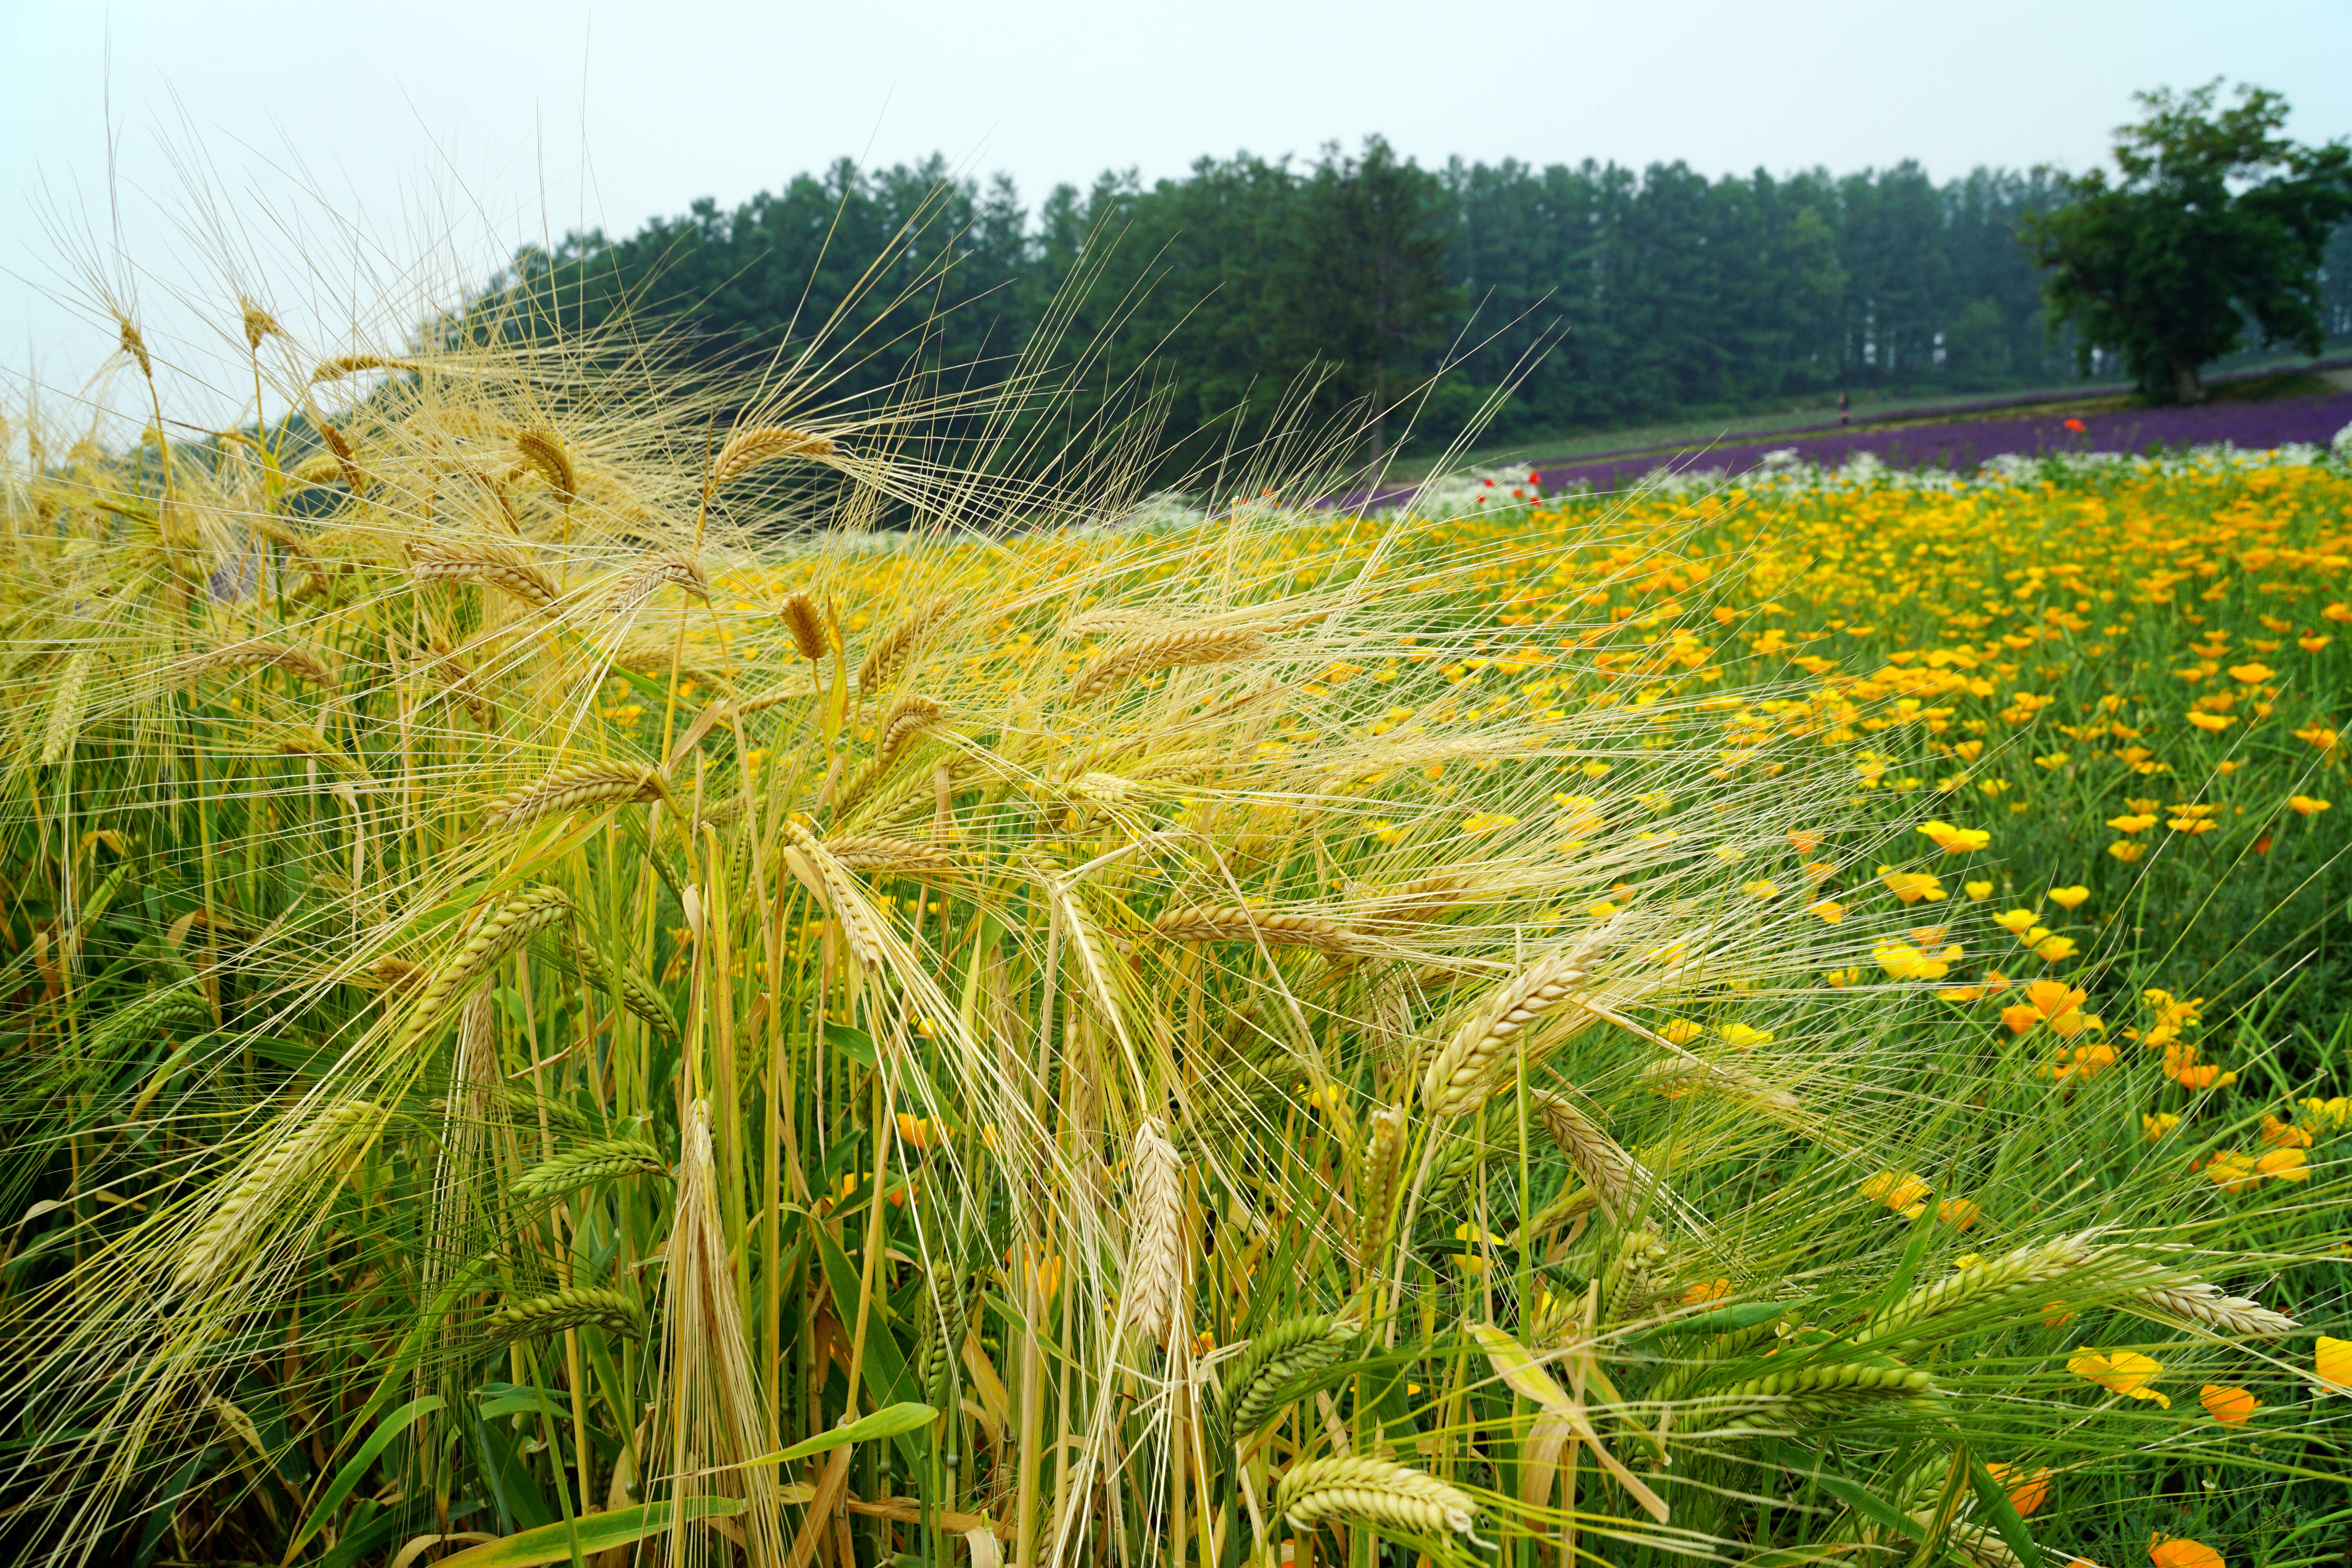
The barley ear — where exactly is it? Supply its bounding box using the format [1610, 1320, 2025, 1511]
[1122, 1118, 1185, 1345]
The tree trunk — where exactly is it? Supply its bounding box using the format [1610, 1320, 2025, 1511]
[2171, 356, 2205, 405]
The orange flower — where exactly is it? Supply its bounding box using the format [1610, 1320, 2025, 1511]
[2198, 1384, 2257, 1425]
[2148, 1537, 2223, 1568]
[893, 1113, 941, 1151]
[2186, 711, 2235, 733]
[1984, 1462, 2051, 1515]
[2226, 662, 2274, 686]
[2042, 1301, 2076, 1330]
[2001, 1002, 2042, 1035]
[1937, 1196, 1980, 1230]
[2025, 978, 2086, 1018]
[2288, 795, 2331, 817]
[1681, 1276, 1731, 1304]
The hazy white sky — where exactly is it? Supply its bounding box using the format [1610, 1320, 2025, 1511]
[5, 0, 2349, 412]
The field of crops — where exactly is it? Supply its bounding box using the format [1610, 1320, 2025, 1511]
[3, 321, 2350, 1568]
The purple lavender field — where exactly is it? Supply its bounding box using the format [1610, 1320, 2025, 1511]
[1532, 388, 2352, 492]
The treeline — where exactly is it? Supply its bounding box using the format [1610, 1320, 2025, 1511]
[465, 140, 2352, 474]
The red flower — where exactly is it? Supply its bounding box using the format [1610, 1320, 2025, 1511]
[2063, 417, 2086, 433]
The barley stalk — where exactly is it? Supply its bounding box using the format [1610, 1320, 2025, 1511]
[826, 835, 961, 875]
[1069, 627, 1267, 704]
[1353, 1104, 1407, 1265]
[482, 761, 666, 831]
[1856, 1232, 2106, 1346]
[836, 695, 945, 811]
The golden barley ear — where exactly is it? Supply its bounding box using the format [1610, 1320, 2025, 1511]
[778, 591, 828, 662]
[1122, 1118, 1185, 1346]
[1069, 627, 1269, 704]
[514, 426, 577, 504]
[311, 354, 423, 383]
[857, 595, 955, 694]
[116, 318, 152, 379]
[706, 425, 839, 492]
[238, 299, 280, 350]
[606, 550, 710, 612]
[1151, 903, 1365, 956]
[481, 761, 667, 831]
[410, 539, 562, 610]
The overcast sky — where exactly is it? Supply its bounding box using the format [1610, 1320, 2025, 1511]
[5, 0, 2349, 417]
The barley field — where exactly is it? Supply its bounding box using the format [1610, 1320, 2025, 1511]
[1, 301, 2348, 1568]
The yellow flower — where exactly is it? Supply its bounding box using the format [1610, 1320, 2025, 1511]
[1367, 820, 1405, 846]
[2109, 841, 2147, 862]
[2168, 814, 2218, 834]
[2226, 662, 2274, 686]
[1858, 1169, 1931, 1216]
[1659, 1018, 1704, 1045]
[2033, 935, 2078, 963]
[2141, 1112, 2181, 1141]
[2198, 1384, 2257, 1425]
[2185, 711, 2235, 733]
[1963, 879, 1993, 899]
[1937, 1196, 1980, 1230]
[1808, 898, 1846, 923]
[1460, 812, 1519, 835]
[2198, 1151, 2258, 1192]
[1878, 867, 1947, 904]
[2289, 795, 2331, 817]
[1681, 1276, 1731, 1304]
[893, 1114, 941, 1151]
[1742, 878, 1780, 900]
[2067, 1348, 2169, 1406]
[2303, 634, 2335, 652]
[2046, 885, 2090, 911]
[1993, 908, 2038, 934]
[1917, 820, 1991, 853]
[2318, 1334, 2352, 1394]
[1716, 1022, 1774, 1049]
[2294, 722, 2339, 753]
[2107, 812, 2157, 833]
[1873, 940, 1951, 980]
[2253, 1147, 2310, 1182]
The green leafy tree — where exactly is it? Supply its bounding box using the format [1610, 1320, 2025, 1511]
[1270, 138, 1461, 463]
[2024, 82, 2352, 403]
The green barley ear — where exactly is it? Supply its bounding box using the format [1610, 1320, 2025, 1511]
[486, 1284, 646, 1341]
[1213, 1314, 1359, 1452]
[510, 1136, 669, 1202]
[540, 930, 679, 1039]
[1276, 1455, 1480, 1564]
